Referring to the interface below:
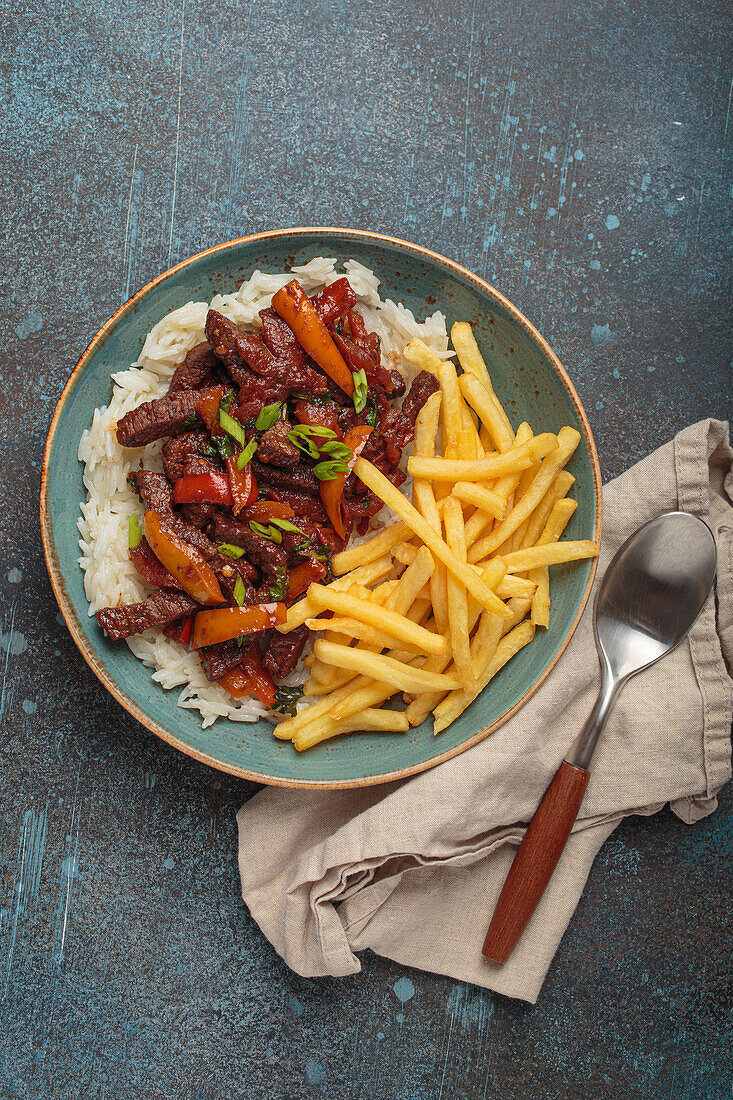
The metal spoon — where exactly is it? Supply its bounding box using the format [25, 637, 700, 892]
[482, 511, 717, 965]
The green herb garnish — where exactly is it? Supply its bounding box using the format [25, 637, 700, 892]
[217, 543, 246, 559]
[219, 389, 235, 415]
[237, 437, 258, 469]
[128, 514, 143, 549]
[233, 575, 246, 606]
[249, 520, 283, 544]
[352, 368, 368, 413]
[272, 684, 304, 716]
[255, 402, 283, 431]
[313, 459, 350, 481]
[269, 566, 288, 601]
[365, 397, 377, 426]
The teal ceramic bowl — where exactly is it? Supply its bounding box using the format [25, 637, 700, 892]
[41, 228, 601, 788]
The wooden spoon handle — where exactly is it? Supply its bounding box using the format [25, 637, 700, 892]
[482, 760, 590, 964]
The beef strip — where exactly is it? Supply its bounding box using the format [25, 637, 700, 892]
[129, 539, 181, 589]
[265, 486, 330, 524]
[199, 639, 247, 681]
[310, 278, 357, 325]
[333, 332, 396, 394]
[362, 393, 415, 466]
[258, 307, 306, 367]
[167, 342, 216, 397]
[128, 470, 174, 515]
[162, 429, 212, 483]
[116, 390, 200, 447]
[257, 418, 300, 467]
[210, 514, 288, 585]
[96, 589, 197, 640]
[250, 459, 320, 496]
[262, 624, 308, 679]
[401, 370, 440, 424]
[207, 309, 327, 394]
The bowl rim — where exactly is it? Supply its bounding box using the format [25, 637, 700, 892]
[40, 226, 602, 789]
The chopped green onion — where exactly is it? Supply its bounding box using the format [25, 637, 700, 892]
[249, 520, 283, 544]
[217, 543, 246, 559]
[290, 424, 338, 439]
[219, 409, 248, 448]
[233, 575, 246, 606]
[237, 437, 258, 469]
[269, 517, 303, 534]
[128, 514, 143, 549]
[269, 566, 288, 601]
[214, 434, 235, 459]
[365, 398, 377, 427]
[291, 391, 334, 406]
[255, 402, 283, 431]
[181, 412, 198, 428]
[320, 440, 353, 462]
[272, 684, 304, 715]
[352, 368, 368, 413]
[313, 459, 350, 481]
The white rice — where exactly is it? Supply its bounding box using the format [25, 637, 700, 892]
[77, 257, 451, 727]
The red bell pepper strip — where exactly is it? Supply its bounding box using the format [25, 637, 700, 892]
[143, 511, 225, 605]
[242, 500, 295, 522]
[172, 471, 234, 507]
[239, 645, 277, 708]
[165, 615, 194, 646]
[310, 278, 357, 326]
[318, 425, 373, 540]
[286, 558, 328, 601]
[191, 603, 286, 648]
[225, 455, 258, 515]
[194, 385, 228, 435]
[218, 666, 255, 698]
[272, 280, 355, 396]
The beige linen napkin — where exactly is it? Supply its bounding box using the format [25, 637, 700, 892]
[237, 419, 732, 1003]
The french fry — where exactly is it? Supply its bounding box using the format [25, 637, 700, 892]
[451, 481, 506, 520]
[463, 423, 533, 548]
[412, 392, 449, 634]
[385, 546, 436, 615]
[401, 338, 443, 375]
[459, 399, 482, 459]
[407, 434, 557, 483]
[392, 541, 419, 566]
[498, 540, 599, 573]
[433, 620, 536, 733]
[272, 679, 362, 740]
[354, 457, 509, 616]
[305, 617, 428, 655]
[443, 497, 478, 696]
[278, 553, 393, 633]
[530, 497, 578, 627]
[437, 359, 463, 452]
[332, 523, 409, 576]
[293, 708, 409, 752]
[495, 575, 538, 599]
[467, 427, 581, 562]
[521, 470, 576, 550]
[307, 583, 445, 655]
[314, 640, 461, 694]
[458, 372, 515, 453]
[501, 597, 533, 637]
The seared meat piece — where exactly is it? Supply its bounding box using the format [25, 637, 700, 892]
[179, 503, 215, 529]
[162, 430, 211, 483]
[128, 470, 174, 515]
[262, 624, 308, 679]
[96, 589, 197, 640]
[401, 370, 440, 424]
[334, 331, 396, 394]
[266, 487, 330, 524]
[362, 393, 415, 466]
[206, 310, 274, 376]
[163, 616, 194, 644]
[210, 514, 288, 584]
[207, 309, 328, 396]
[199, 639, 247, 681]
[259, 307, 306, 367]
[251, 459, 320, 496]
[130, 539, 180, 589]
[310, 278, 357, 325]
[116, 391, 199, 447]
[168, 342, 216, 397]
[258, 418, 300, 468]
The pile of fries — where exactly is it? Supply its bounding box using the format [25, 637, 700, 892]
[273, 322, 599, 752]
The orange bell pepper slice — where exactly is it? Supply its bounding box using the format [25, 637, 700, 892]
[318, 425, 373, 540]
[191, 603, 286, 648]
[243, 500, 295, 523]
[272, 280, 354, 396]
[239, 645, 277, 707]
[286, 558, 328, 601]
[225, 455, 258, 515]
[143, 511, 224, 606]
[194, 385, 228, 435]
[218, 666, 255, 699]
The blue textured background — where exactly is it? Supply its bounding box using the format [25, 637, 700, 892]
[1, 0, 731, 1096]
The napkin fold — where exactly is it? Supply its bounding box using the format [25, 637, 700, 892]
[237, 420, 732, 1002]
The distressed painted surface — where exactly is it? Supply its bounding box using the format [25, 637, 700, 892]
[1, 0, 731, 1095]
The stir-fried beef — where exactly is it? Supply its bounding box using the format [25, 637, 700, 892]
[262, 624, 308, 679]
[168, 342, 216, 397]
[128, 470, 174, 514]
[162, 430, 211, 483]
[117, 390, 200, 447]
[401, 370, 440, 424]
[210, 514, 288, 584]
[199, 639, 248, 681]
[251, 459, 320, 496]
[259, 307, 306, 367]
[257, 418, 300, 467]
[97, 589, 197, 640]
[130, 539, 180, 589]
[100, 274, 424, 704]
